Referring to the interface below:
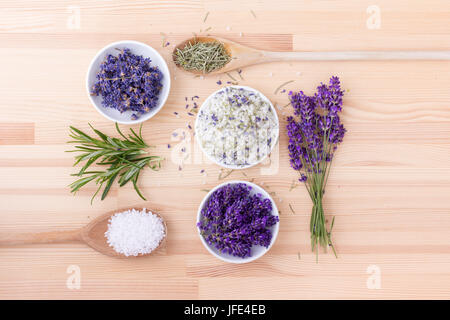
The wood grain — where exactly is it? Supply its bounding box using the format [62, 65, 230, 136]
[0, 0, 450, 300]
[0, 123, 34, 145]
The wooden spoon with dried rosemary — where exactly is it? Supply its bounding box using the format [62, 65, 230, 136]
[173, 36, 450, 76]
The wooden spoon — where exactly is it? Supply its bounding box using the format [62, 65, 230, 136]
[173, 36, 450, 75]
[0, 208, 167, 258]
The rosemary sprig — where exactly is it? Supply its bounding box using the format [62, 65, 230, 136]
[67, 123, 162, 203]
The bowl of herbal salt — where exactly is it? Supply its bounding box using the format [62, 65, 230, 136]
[195, 85, 279, 169]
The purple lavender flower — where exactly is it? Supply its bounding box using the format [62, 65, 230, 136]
[286, 76, 346, 259]
[197, 183, 279, 258]
[287, 76, 346, 173]
[90, 48, 163, 120]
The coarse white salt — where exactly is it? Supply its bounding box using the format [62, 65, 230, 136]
[105, 208, 165, 257]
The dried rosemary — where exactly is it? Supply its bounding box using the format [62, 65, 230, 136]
[174, 40, 231, 74]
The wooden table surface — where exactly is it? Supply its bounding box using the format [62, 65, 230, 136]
[1, 0, 450, 300]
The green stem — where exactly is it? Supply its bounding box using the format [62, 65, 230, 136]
[309, 186, 337, 261]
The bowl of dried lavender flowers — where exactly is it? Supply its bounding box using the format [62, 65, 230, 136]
[86, 40, 171, 124]
[197, 180, 280, 263]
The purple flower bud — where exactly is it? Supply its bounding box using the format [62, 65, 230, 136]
[286, 76, 346, 175]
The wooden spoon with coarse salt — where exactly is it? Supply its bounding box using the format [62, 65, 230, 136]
[173, 36, 450, 76]
[0, 208, 167, 258]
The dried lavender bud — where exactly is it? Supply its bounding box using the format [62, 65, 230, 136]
[197, 183, 279, 258]
[91, 48, 163, 120]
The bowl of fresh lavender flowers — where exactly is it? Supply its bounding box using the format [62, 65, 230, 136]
[197, 181, 280, 263]
[86, 40, 171, 124]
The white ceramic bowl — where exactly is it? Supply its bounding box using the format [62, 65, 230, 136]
[197, 180, 280, 264]
[86, 40, 171, 124]
[194, 85, 279, 170]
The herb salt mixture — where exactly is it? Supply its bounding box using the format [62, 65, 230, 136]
[174, 40, 231, 74]
[196, 87, 278, 167]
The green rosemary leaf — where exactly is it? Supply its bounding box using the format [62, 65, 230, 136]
[91, 184, 103, 205]
[68, 123, 162, 203]
[89, 123, 108, 142]
[101, 171, 119, 200]
[132, 173, 146, 201]
[70, 174, 99, 193]
[69, 126, 92, 140]
[78, 153, 103, 175]
[115, 122, 129, 141]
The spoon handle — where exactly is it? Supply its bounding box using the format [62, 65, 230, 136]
[262, 50, 450, 61]
[0, 229, 81, 246]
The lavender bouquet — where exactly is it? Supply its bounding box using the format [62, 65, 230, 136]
[286, 76, 346, 259]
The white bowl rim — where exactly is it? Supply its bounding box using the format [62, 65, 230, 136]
[196, 180, 280, 264]
[194, 85, 280, 170]
[86, 40, 171, 125]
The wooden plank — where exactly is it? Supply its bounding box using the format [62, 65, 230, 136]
[0, 123, 34, 145]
